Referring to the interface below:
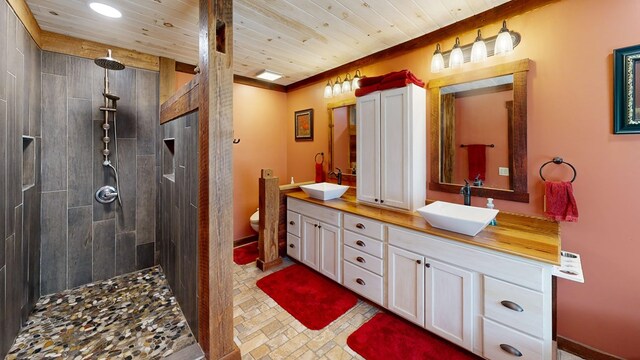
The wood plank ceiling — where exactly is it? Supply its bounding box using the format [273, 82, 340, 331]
[26, 0, 511, 85]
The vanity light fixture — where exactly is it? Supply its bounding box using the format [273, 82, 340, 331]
[342, 73, 352, 93]
[431, 44, 445, 73]
[256, 69, 283, 81]
[323, 80, 333, 98]
[494, 20, 514, 55]
[429, 20, 520, 73]
[470, 29, 488, 63]
[332, 75, 343, 96]
[352, 70, 362, 90]
[449, 37, 464, 69]
[89, 2, 122, 18]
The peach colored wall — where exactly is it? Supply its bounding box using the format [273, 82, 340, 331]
[454, 90, 511, 189]
[175, 71, 194, 91]
[332, 107, 351, 173]
[285, 0, 640, 357]
[233, 83, 288, 241]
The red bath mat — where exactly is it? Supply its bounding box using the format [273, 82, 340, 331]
[347, 313, 481, 360]
[256, 264, 357, 330]
[233, 242, 259, 265]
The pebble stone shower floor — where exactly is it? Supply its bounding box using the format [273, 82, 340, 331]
[5, 267, 196, 360]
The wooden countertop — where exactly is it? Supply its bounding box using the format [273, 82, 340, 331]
[287, 191, 561, 265]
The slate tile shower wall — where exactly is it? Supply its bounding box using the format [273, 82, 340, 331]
[40, 51, 160, 295]
[0, 1, 42, 357]
[159, 112, 199, 336]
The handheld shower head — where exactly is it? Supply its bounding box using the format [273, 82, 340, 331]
[94, 49, 125, 70]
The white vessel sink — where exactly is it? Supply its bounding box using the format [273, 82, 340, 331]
[416, 201, 499, 236]
[300, 182, 349, 200]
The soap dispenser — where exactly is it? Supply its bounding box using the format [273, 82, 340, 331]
[486, 198, 497, 226]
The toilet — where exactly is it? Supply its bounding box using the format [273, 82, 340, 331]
[250, 209, 259, 232]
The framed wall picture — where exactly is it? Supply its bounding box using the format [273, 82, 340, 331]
[294, 109, 314, 141]
[613, 44, 640, 134]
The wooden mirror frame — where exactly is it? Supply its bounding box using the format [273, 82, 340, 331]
[327, 98, 356, 183]
[428, 59, 531, 203]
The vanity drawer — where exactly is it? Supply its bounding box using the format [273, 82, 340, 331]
[344, 245, 384, 276]
[344, 230, 384, 259]
[286, 210, 301, 237]
[343, 261, 384, 305]
[288, 198, 341, 226]
[344, 213, 384, 240]
[484, 276, 543, 338]
[287, 233, 301, 260]
[483, 318, 543, 360]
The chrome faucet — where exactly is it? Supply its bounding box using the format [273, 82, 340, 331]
[329, 167, 343, 185]
[460, 179, 471, 206]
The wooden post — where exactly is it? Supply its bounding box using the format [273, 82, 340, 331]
[197, 0, 240, 359]
[257, 169, 282, 271]
[159, 57, 177, 104]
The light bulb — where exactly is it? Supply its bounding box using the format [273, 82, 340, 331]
[431, 44, 445, 73]
[332, 76, 342, 96]
[470, 30, 487, 63]
[352, 70, 362, 90]
[494, 20, 514, 55]
[449, 38, 464, 69]
[342, 73, 352, 93]
[323, 80, 333, 98]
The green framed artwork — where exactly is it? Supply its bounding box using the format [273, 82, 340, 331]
[294, 109, 314, 141]
[613, 44, 640, 134]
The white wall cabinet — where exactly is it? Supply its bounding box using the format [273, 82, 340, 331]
[356, 84, 426, 211]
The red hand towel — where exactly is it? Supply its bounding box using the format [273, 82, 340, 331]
[466, 144, 486, 181]
[544, 181, 579, 222]
[378, 78, 424, 91]
[359, 75, 385, 87]
[355, 84, 380, 97]
[315, 163, 325, 183]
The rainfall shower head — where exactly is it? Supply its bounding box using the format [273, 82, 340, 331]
[94, 49, 125, 70]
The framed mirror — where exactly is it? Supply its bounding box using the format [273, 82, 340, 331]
[327, 99, 357, 183]
[428, 59, 530, 203]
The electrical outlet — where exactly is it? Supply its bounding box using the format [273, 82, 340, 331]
[499, 167, 509, 176]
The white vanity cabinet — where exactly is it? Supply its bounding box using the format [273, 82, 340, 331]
[287, 198, 342, 282]
[356, 84, 426, 211]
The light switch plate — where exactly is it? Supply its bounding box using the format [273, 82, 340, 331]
[498, 167, 509, 176]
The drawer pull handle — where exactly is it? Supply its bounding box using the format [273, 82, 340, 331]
[356, 256, 366, 263]
[501, 300, 524, 312]
[289, 221, 295, 225]
[356, 223, 366, 229]
[289, 244, 295, 248]
[356, 278, 366, 286]
[355, 240, 366, 247]
[499, 344, 523, 357]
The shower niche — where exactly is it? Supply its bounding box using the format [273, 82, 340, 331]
[22, 136, 35, 190]
[163, 138, 176, 182]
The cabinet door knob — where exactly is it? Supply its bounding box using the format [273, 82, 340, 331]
[380, 199, 384, 204]
[356, 256, 366, 263]
[356, 278, 366, 286]
[289, 244, 295, 248]
[289, 221, 295, 225]
[425, 263, 431, 268]
[374, 198, 379, 202]
[314, 224, 318, 228]
[416, 259, 422, 265]
[355, 240, 366, 247]
[499, 344, 523, 357]
[356, 223, 366, 229]
[501, 300, 524, 312]
[318, 225, 322, 229]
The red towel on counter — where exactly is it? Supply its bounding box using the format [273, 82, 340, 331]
[355, 84, 380, 97]
[315, 163, 325, 183]
[466, 145, 486, 181]
[544, 181, 579, 222]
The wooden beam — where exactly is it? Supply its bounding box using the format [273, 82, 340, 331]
[286, 0, 560, 92]
[160, 75, 199, 124]
[234, 75, 287, 92]
[197, 0, 240, 358]
[176, 61, 198, 74]
[41, 31, 159, 71]
[160, 57, 177, 104]
[257, 169, 282, 271]
[6, 0, 42, 47]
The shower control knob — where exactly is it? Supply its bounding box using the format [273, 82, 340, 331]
[95, 186, 118, 204]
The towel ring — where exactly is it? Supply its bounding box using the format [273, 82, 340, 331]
[539, 157, 577, 183]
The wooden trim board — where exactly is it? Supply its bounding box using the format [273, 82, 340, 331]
[160, 57, 177, 104]
[6, 0, 42, 47]
[557, 336, 624, 360]
[160, 75, 200, 124]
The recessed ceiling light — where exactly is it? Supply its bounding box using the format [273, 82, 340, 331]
[256, 70, 282, 82]
[89, 2, 122, 18]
